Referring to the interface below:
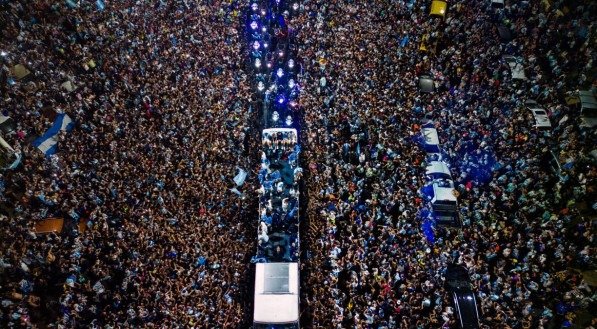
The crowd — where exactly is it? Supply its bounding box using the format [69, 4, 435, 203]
[295, 0, 596, 328]
[1, 0, 258, 327]
[0, 0, 595, 328]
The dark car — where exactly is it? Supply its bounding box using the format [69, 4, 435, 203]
[419, 75, 435, 93]
[445, 264, 480, 329]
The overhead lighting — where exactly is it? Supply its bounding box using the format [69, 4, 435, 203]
[263, 42, 269, 49]
[251, 3, 258, 11]
[262, 27, 267, 32]
[266, 62, 272, 68]
[293, 3, 299, 10]
[286, 115, 293, 126]
[257, 81, 265, 91]
[277, 95, 285, 104]
[253, 41, 260, 50]
[288, 59, 295, 69]
[250, 21, 258, 30]
[288, 79, 295, 88]
[272, 111, 279, 122]
[255, 59, 261, 68]
[0, 51, 7, 57]
[278, 51, 284, 58]
[276, 68, 284, 78]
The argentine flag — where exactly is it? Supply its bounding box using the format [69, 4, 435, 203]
[32, 113, 74, 156]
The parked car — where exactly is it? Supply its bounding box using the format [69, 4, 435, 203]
[525, 100, 551, 130]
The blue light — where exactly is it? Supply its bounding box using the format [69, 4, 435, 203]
[288, 59, 295, 69]
[272, 111, 279, 122]
[288, 79, 295, 88]
[263, 42, 269, 49]
[253, 41, 260, 50]
[251, 3, 258, 11]
[255, 59, 261, 68]
[286, 116, 293, 126]
[250, 21, 258, 30]
[277, 68, 284, 78]
[277, 95, 285, 104]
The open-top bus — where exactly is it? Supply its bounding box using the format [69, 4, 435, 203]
[253, 128, 301, 328]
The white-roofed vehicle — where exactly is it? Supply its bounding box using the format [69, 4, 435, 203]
[254, 262, 300, 328]
[431, 179, 459, 226]
[503, 55, 527, 81]
[525, 100, 552, 130]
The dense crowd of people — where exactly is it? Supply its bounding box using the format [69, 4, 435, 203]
[0, 0, 595, 328]
[1, 0, 258, 327]
[296, 0, 595, 328]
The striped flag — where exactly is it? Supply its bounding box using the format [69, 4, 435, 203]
[32, 113, 74, 156]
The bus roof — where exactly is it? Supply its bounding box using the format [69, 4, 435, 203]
[254, 263, 299, 324]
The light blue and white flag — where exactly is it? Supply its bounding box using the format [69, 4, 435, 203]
[32, 113, 74, 156]
[233, 167, 247, 186]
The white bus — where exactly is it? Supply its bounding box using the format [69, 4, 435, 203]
[254, 128, 301, 328]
